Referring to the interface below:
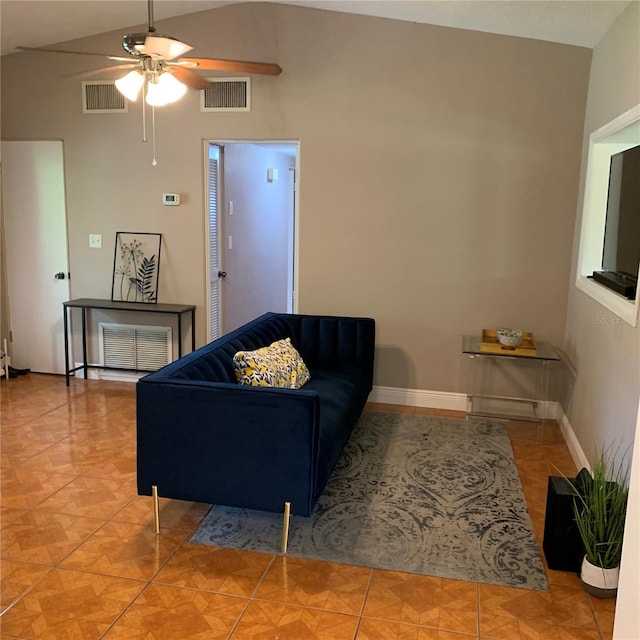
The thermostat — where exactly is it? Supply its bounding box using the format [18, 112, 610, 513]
[162, 193, 181, 206]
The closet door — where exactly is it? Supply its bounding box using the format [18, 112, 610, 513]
[1, 140, 70, 373]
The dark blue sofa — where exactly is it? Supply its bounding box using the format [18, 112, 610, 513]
[137, 312, 375, 516]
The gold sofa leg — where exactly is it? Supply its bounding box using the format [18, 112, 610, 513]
[281, 501, 291, 553]
[152, 485, 160, 535]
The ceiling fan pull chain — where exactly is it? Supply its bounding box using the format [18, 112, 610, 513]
[141, 82, 148, 143]
[151, 106, 158, 166]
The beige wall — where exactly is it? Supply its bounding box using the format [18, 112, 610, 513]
[1, 2, 591, 392]
[565, 0, 640, 462]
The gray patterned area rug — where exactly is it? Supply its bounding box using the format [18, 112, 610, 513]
[191, 412, 549, 591]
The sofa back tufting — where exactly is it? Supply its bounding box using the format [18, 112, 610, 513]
[155, 313, 293, 384]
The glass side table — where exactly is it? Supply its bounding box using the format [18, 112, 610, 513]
[462, 335, 560, 427]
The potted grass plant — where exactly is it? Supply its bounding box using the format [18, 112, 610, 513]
[572, 451, 629, 598]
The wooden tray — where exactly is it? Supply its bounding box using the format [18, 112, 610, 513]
[480, 329, 537, 356]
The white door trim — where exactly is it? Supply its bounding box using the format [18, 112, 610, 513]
[202, 139, 300, 341]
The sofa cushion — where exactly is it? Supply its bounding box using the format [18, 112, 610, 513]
[303, 368, 367, 498]
[233, 338, 311, 389]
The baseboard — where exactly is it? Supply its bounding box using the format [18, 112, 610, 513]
[538, 401, 561, 421]
[73, 363, 142, 383]
[558, 408, 591, 472]
[370, 385, 561, 419]
[370, 386, 468, 411]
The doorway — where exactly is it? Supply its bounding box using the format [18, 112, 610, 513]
[205, 141, 298, 340]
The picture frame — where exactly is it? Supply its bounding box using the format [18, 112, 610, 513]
[111, 232, 162, 303]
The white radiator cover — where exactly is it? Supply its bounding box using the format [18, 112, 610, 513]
[99, 323, 172, 371]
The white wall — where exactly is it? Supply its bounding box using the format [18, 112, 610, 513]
[615, 396, 640, 638]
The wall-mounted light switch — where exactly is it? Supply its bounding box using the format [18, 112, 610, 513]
[89, 234, 102, 249]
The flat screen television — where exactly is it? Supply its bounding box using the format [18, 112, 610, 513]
[592, 144, 640, 299]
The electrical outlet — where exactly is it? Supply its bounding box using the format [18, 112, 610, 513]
[89, 234, 102, 249]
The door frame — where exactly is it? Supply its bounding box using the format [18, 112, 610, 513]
[202, 139, 300, 342]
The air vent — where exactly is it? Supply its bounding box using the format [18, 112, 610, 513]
[99, 323, 172, 371]
[201, 77, 250, 112]
[82, 81, 127, 114]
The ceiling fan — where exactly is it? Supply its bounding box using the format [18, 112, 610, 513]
[17, 0, 282, 163]
[18, 0, 282, 107]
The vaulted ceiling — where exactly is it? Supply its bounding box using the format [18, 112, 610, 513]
[0, 0, 632, 57]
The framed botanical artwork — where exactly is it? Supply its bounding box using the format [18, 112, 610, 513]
[111, 232, 162, 303]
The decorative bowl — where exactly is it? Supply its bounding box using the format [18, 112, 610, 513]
[496, 328, 523, 347]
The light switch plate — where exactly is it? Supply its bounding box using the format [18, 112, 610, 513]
[89, 234, 102, 249]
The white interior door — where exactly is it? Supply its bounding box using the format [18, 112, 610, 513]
[1, 140, 70, 373]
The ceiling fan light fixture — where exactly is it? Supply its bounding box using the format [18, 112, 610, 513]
[115, 70, 144, 101]
[145, 71, 187, 106]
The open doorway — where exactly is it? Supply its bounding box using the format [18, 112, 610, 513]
[205, 141, 298, 340]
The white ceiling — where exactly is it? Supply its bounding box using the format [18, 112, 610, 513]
[0, 0, 632, 57]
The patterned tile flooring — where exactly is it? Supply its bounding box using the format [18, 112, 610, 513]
[0, 374, 615, 639]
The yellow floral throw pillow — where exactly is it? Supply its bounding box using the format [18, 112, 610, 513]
[233, 338, 311, 389]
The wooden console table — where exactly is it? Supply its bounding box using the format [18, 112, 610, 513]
[63, 298, 196, 386]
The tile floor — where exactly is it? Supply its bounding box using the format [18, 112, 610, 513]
[0, 375, 616, 639]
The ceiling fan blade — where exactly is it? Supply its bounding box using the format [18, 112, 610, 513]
[167, 66, 210, 90]
[179, 57, 282, 76]
[62, 64, 138, 79]
[16, 45, 129, 61]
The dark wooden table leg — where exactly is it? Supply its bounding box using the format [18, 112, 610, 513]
[63, 305, 70, 386]
[81, 307, 88, 380]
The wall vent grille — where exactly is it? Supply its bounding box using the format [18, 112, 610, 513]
[82, 82, 127, 113]
[99, 323, 172, 371]
[201, 77, 250, 112]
